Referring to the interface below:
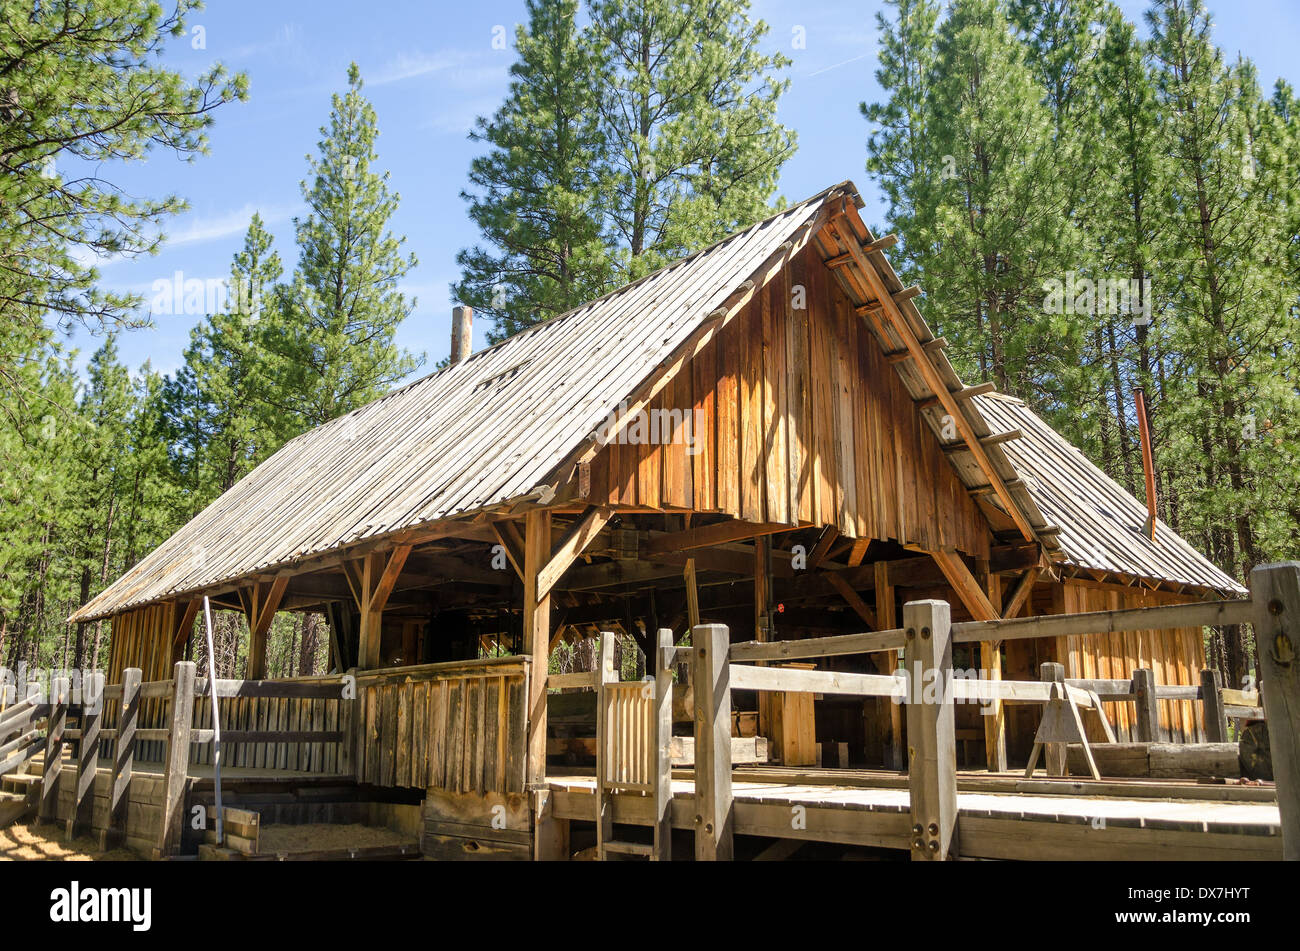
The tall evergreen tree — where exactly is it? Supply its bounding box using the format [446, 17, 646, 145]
[586, 0, 797, 278]
[918, 0, 1078, 406]
[165, 214, 285, 514]
[0, 0, 246, 392]
[265, 64, 420, 429]
[454, 0, 613, 343]
[860, 0, 942, 287]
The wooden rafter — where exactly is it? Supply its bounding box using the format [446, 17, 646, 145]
[244, 575, 289, 679]
[824, 210, 1037, 543]
[1002, 565, 1043, 620]
[641, 519, 802, 557]
[929, 550, 1001, 622]
[491, 519, 526, 580]
[538, 506, 612, 599]
[824, 571, 877, 628]
[355, 545, 413, 669]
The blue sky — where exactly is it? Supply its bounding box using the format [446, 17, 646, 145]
[65, 0, 1300, 381]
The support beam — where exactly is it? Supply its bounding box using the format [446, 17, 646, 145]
[642, 519, 800, 557]
[981, 567, 1007, 773]
[904, 600, 956, 860]
[929, 550, 1001, 622]
[824, 571, 877, 628]
[538, 506, 611, 599]
[875, 561, 902, 771]
[524, 509, 552, 788]
[1001, 565, 1041, 620]
[245, 575, 289, 679]
[693, 623, 734, 860]
[170, 598, 201, 662]
[491, 520, 525, 579]
[1131, 668, 1160, 743]
[356, 545, 412, 670]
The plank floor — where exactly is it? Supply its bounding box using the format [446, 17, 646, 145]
[546, 773, 1283, 860]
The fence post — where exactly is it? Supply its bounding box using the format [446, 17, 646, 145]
[904, 600, 957, 861]
[1039, 662, 1067, 775]
[39, 677, 68, 824]
[103, 668, 140, 850]
[1200, 668, 1228, 743]
[341, 667, 358, 781]
[594, 631, 615, 858]
[1131, 668, 1159, 743]
[68, 672, 103, 841]
[692, 623, 733, 861]
[1250, 562, 1300, 860]
[653, 628, 674, 862]
[156, 661, 196, 858]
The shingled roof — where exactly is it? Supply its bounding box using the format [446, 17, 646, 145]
[71, 181, 1240, 622]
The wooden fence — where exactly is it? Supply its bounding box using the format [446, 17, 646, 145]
[676, 561, 1300, 861]
[352, 657, 530, 794]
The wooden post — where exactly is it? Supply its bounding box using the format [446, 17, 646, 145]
[68, 672, 103, 840]
[981, 567, 1007, 772]
[1040, 662, 1067, 775]
[594, 630, 615, 858]
[103, 667, 140, 850]
[524, 509, 552, 788]
[157, 661, 196, 858]
[341, 667, 358, 781]
[903, 600, 957, 861]
[692, 623, 733, 861]
[1131, 668, 1159, 743]
[876, 560, 903, 771]
[1250, 562, 1300, 860]
[1200, 668, 1228, 743]
[39, 677, 68, 824]
[653, 627, 674, 862]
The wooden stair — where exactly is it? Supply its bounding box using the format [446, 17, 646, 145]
[0, 773, 40, 829]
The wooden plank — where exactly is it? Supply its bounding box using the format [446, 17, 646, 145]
[1200, 668, 1228, 743]
[39, 677, 68, 823]
[68, 674, 103, 840]
[1251, 563, 1300, 859]
[693, 624, 734, 860]
[538, 506, 611, 598]
[653, 628, 673, 861]
[952, 598, 1254, 645]
[824, 571, 877, 628]
[1131, 668, 1160, 743]
[157, 662, 196, 857]
[730, 664, 901, 698]
[904, 599, 956, 860]
[524, 509, 551, 787]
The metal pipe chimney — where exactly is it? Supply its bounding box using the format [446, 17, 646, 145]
[451, 305, 473, 365]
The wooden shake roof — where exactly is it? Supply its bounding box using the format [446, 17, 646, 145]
[71, 182, 1239, 622]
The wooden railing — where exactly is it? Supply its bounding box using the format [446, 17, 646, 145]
[352, 657, 530, 794]
[683, 561, 1300, 862]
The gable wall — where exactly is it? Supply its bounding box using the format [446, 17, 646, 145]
[586, 244, 991, 557]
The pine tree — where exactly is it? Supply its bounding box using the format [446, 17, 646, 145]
[586, 0, 797, 278]
[165, 214, 285, 514]
[0, 0, 246, 392]
[860, 0, 942, 286]
[266, 64, 420, 429]
[917, 0, 1077, 406]
[455, 0, 613, 343]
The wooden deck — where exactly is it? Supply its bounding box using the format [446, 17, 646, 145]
[546, 769, 1283, 860]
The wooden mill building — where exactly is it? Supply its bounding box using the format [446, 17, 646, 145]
[70, 180, 1244, 805]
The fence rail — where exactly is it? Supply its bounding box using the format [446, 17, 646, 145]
[682, 562, 1300, 861]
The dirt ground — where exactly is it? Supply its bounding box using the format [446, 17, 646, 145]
[0, 822, 139, 861]
[257, 822, 415, 853]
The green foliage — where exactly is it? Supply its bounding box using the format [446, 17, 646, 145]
[864, 0, 1300, 687]
[457, 0, 797, 340]
[0, 0, 246, 394]
[263, 64, 421, 428]
[455, 0, 614, 344]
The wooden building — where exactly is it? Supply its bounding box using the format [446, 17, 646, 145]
[70, 180, 1244, 792]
